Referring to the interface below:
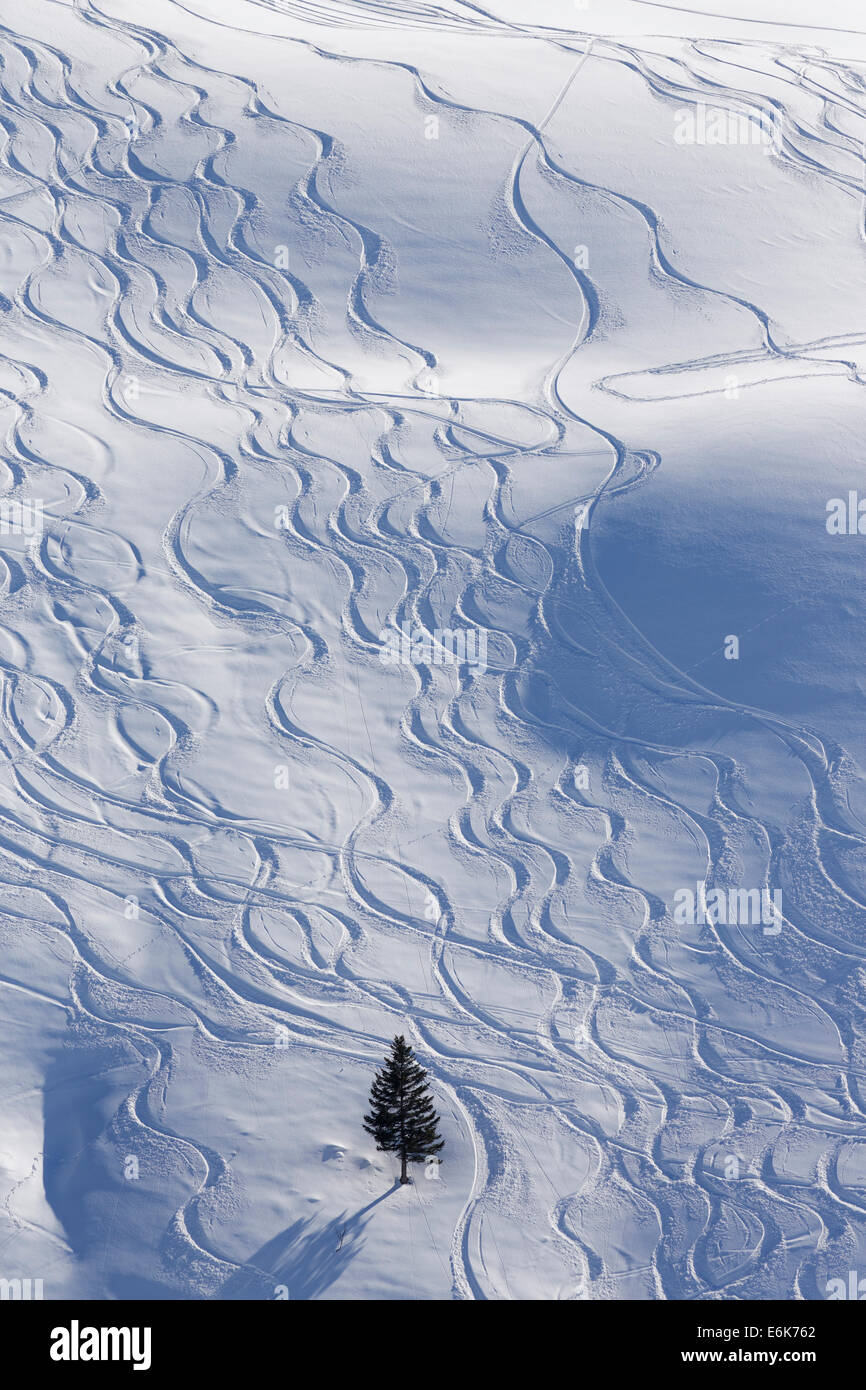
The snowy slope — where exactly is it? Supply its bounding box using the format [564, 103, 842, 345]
[1, 0, 866, 1300]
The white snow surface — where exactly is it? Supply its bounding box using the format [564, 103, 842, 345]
[1, 0, 866, 1300]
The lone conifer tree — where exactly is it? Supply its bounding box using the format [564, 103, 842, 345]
[363, 1035, 444, 1184]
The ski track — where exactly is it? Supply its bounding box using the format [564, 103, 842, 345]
[0, 0, 865, 1300]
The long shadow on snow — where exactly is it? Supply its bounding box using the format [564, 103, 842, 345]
[218, 1188, 395, 1300]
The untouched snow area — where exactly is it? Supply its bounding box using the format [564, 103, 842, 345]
[1, 0, 866, 1301]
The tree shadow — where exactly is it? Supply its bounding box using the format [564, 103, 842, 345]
[41, 1039, 147, 1258]
[219, 1186, 396, 1300]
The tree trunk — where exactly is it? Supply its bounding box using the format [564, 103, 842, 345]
[400, 1152, 409, 1184]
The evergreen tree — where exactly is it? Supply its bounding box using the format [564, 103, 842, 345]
[363, 1035, 444, 1184]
